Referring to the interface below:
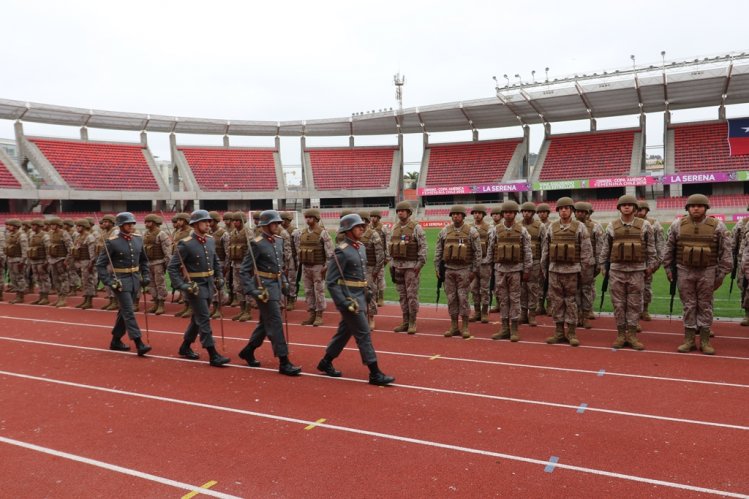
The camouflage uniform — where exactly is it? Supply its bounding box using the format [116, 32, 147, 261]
[281, 212, 299, 307]
[740, 228, 749, 325]
[359, 211, 384, 329]
[519, 203, 547, 326]
[72, 220, 98, 309]
[28, 220, 51, 304]
[540, 198, 593, 346]
[143, 215, 172, 314]
[390, 202, 427, 334]
[434, 206, 482, 338]
[535, 203, 552, 314]
[637, 201, 665, 321]
[295, 209, 334, 326]
[663, 194, 732, 355]
[575, 202, 604, 328]
[469, 205, 493, 323]
[171, 213, 193, 318]
[732, 215, 749, 324]
[46, 219, 74, 307]
[4, 220, 28, 303]
[64, 219, 82, 292]
[227, 213, 253, 322]
[0, 227, 4, 300]
[370, 210, 390, 306]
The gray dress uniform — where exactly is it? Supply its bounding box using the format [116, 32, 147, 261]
[96, 232, 149, 344]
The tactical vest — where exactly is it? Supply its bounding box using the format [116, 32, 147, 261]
[549, 221, 581, 264]
[390, 220, 419, 261]
[213, 227, 226, 261]
[583, 220, 598, 250]
[523, 220, 542, 261]
[676, 217, 718, 268]
[173, 228, 191, 247]
[49, 231, 68, 258]
[5, 232, 22, 258]
[372, 221, 388, 252]
[72, 233, 91, 261]
[443, 224, 474, 265]
[144, 229, 165, 260]
[28, 232, 47, 260]
[610, 218, 644, 264]
[361, 228, 378, 268]
[299, 226, 326, 265]
[472, 221, 490, 258]
[228, 227, 249, 262]
[95, 229, 111, 257]
[493, 222, 524, 264]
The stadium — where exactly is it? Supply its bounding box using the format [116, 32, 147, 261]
[1, 9, 749, 496]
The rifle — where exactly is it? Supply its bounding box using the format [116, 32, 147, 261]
[669, 260, 678, 321]
[599, 261, 610, 312]
[729, 228, 740, 298]
[488, 268, 496, 309]
[435, 260, 446, 308]
[541, 258, 550, 310]
[295, 262, 303, 295]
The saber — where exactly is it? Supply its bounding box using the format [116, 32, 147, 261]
[141, 288, 151, 343]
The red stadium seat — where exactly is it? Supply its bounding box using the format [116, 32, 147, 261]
[424, 139, 521, 187]
[0, 158, 22, 188]
[179, 147, 278, 191]
[539, 130, 636, 181]
[672, 122, 749, 173]
[307, 147, 396, 190]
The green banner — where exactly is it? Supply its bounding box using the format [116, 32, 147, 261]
[532, 179, 585, 191]
[737, 171, 749, 181]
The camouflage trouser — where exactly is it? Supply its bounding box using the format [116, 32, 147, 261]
[610, 270, 644, 327]
[470, 263, 492, 306]
[445, 267, 472, 317]
[287, 261, 298, 298]
[231, 260, 246, 304]
[68, 263, 81, 290]
[30, 260, 51, 294]
[521, 261, 541, 311]
[643, 272, 654, 309]
[303, 264, 326, 312]
[147, 262, 168, 301]
[496, 269, 522, 320]
[7, 260, 28, 293]
[366, 268, 378, 319]
[549, 272, 579, 325]
[576, 265, 596, 314]
[537, 267, 547, 310]
[377, 265, 387, 293]
[75, 260, 96, 297]
[740, 276, 749, 310]
[394, 266, 420, 317]
[678, 266, 717, 329]
[49, 259, 70, 295]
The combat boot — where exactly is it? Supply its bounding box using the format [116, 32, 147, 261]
[236, 305, 251, 322]
[626, 325, 645, 350]
[546, 323, 566, 344]
[181, 305, 193, 319]
[286, 296, 296, 311]
[178, 341, 200, 360]
[231, 303, 246, 321]
[30, 292, 42, 305]
[636, 322, 642, 332]
[480, 304, 489, 323]
[741, 311, 749, 326]
[377, 290, 385, 307]
[461, 315, 471, 339]
[147, 299, 158, 313]
[0, 287, 3, 301]
[368, 316, 376, 330]
[154, 300, 165, 315]
[566, 323, 580, 347]
[640, 305, 652, 321]
[109, 338, 130, 351]
[210, 302, 221, 319]
[677, 327, 697, 353]
[407, 313, 417, 335]
[537, 301, 547, 316]
[109, 300, 119, 311]
[54, 294, 67, 308]
[699, 327, 715, 355]
[469, 304, 481, 322]
[612, 326, 627, 349]
[393, 314, 409, 332]
[492, 319, 511, 340]
[312, 311, 324, 327]
[9, 292, 24, 304]
[174, 302, 190, 318]
[587, 310, 595, 320]
[101, 297, 113, 310]
[133, 337, 151, 357]
[75, 296, 85, 308]
[37, 293, 50, 306]
[519, 308, 529, 325]
[581, 312, 592, 329]
[444, 317, 459, 337]
[489, 302, 500, 314]
[238, 344, 260, 367]
[80, 296, 93, 310]
[301, 309, 316, 326]
[207, 346, 230, 367]
[527, 310, 537, 327]
[228, 294, 239, 307]
[510, 319, 520, 342]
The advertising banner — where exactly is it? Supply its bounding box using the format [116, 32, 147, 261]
[418, 182, 530, 196]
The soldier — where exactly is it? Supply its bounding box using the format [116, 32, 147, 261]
[359, 211, 384, 330]
[64, 219, 81, 293]
[221, 212, 236, 306]
[250, 210, 262, 238]
[574, 202, 603, 328]
[468, 205, 492, 324]
[208, 211, 228, 317]
[95, 212, 151, 356]
[295, 208, 334, 327]
[369, 209, 390, 307]
[317, 214, 395, 386]
[540, 197, 593, 346]
[237, 210, 301, 375]
[46, 217, 73, 307]
[280, 211, 299, 309]
[435, 205, 482, 338]
[97, 215, 119, 311]
[733, 208, 749, 326]
[519, 202, 546, 326]
[227, 212, 253, 322]
[535, 203, 552, 315]
[27, 220, 51, 305]
[486, 201, 532, 341]
[636, 201, 665, 322]
[172, 213, 193, 318]
[143, 214, 171, 315]
[4, 219, 28, 303]
[72, 219, 98, 309]
[390, 201, 427, 334]
[0, 224, 4, 301]
[276, 213, 294, 310]
[663, 194, 732, 355]
[599, 195, 657, 350]
[490, 207, 502, 227]
[335, 209, 354, 244]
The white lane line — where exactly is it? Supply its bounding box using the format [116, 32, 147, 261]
[1, 336, 747, 432]
[0, 436, 241, 499]
[0, 369, 746, 499]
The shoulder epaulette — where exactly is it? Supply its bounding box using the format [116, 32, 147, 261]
[183, 236, 193, 242]
[132, 233, 142, 237]
[254, 236, 263, 242]
[338, 242, 349, 250]
[108, 234, 118, 240]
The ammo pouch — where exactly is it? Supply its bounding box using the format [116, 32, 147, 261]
[493, 243, 521, 264]
[444, 242, 469, 264]
[549, 243, 577, 264]
[681, 245, 711, 268]
[28, 246, 46, 260]
[610, 241, 643, 263]
[299, 248, 317, 265]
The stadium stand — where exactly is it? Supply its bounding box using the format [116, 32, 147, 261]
[670, 121, 749, 173]
[28, 138, 160, 191]
[178, 146, 278, 191]
[657, 194, 749, 210]
[0, 157, 22, 188]
[306, 147, 396, 190]
[423, 139, 523, 187]
[537, 129, 639, 181]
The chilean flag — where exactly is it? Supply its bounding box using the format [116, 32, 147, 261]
[728, 118, 749, 156]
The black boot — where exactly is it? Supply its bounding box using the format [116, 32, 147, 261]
[133, 337, 152, 357]
[367, 362, 395, 386]
[207, 346, 230, 367]
[317, 357, 341, 377]
[109, 337, 130, 351]
[178, 341, 200, 360]
[279, 356, 302, 376]
[238, 344, 260, 367]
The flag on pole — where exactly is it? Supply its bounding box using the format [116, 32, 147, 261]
[728, 118, 749, 156]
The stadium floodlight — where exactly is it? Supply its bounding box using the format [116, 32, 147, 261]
[503, 74, 510, 87]
[545, 67, 550, 82]
[531, 70, 536, 83]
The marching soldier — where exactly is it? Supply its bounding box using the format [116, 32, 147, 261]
[369, 209, 390, 307]
[733, 208, 749, 326]
[4, 219, 28, 303]
[276, 214, 294, 308]
[95, 212, 152, 356]
[663, 194, 732, 355]
[636, 201, 666, 322]
[238, 210, 301, 376]
[280, 212, 299, 309]
[168, 210, 229, 366]
[599, 195, 657, 350]
[435, 205, 482, 338]
[519, 202, 546, 326]
[143, 214, 172, 315]
[227, 212, 253, 322]
[64, 219, 81, 293]
[575, 202, 603, 328]
[220, 212, 236, 306]
[486, 201, 532, 341]
[98, 215, 119, 311]
[28, 220, 51, 305]
[540, 197, 593, 347]
[535, 203, 552, 315]
[172, 213, 193, 318]
[47, 217, 73, 307]
[390, 201, 427, 334]
[295, 208, 334, 327]
[469, 205, 492, 324]
[208, 211, 229, 317]
[359, 211, 384, 330]
[317, 213, 395, 386]
[72, 219, 97, 310]
[335, 209, 354, 244]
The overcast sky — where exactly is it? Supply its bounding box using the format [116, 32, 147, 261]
[2, 0, 748, 177]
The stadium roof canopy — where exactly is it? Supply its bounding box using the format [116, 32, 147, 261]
[2, 53, 749, 137]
